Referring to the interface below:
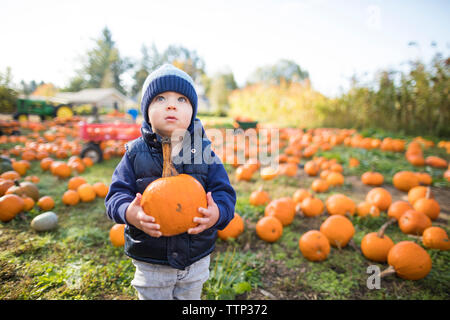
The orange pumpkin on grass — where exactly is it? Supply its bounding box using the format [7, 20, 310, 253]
[93, 182, 109, 198]
[366, 187, 392, 211]
[217, 213, 245, 240]
[62, 190, 80, 206]
[110, 224, 126, 247]
[264, 197, 296, 226]
[320, 215, 355, 248]
[22, 196, 35, 211]
[422, 227, 450, 250]
[77, 183, 96, 202]
[255, 216, 283, 243]
[0, 194, 25, 222]
[393, 171, 419, 192]
[292, 188, 312, 204]
[380, 241, 432, 280]
[361, 171, 384, 186]
[356, 202, 380, 218]
[361, 221, 395, 262]
[387, 200, 413, 221]
[325, 194, 355, 216]
[299, 230, 330, 262]
[260, 167, 278, 181]
[413, 188, 440, 220]
[37, 196, 55, 211]
[398, 209, 432, 235]
[68, 176, 87, 191]
[299, 195, 324, 217]
[249, 187, 270, 206]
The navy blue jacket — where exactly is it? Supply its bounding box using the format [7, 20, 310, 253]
[105, 119, 236, 270]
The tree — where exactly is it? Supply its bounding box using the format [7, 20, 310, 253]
[65, 26, 133, 95]
[130, 43, 207, 100]
[162, 45, 206, 82]
[208, 70, 238, 116]
[131, 44, 163, 98]
[247, 59, 309, 85]
[0, 67, 18, 113]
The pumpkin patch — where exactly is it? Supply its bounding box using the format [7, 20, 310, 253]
[0, 116, 448, 300]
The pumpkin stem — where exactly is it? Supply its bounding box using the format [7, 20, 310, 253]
[295, 203, 304, 217]
[377, 218, 396, 238]
[426, 187, 432, 199]
[161, 137, 179, 178]
[380, 265, 396, 278]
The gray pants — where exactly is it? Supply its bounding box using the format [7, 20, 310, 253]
[131, 255, 210, 300]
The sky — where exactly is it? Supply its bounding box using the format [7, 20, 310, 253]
[0, 0, 449, 97]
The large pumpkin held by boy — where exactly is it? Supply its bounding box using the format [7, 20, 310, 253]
[141, 137, 207, 236]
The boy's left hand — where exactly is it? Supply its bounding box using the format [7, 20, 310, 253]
[188, 192, 219, 235]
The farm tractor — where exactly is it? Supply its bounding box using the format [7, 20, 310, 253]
[13, 98, 74, 122]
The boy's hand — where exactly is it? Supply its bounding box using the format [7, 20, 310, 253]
[188, 192, 219, 235]
[125, 193, 162, 238]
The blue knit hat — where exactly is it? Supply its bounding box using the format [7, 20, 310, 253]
[141, 64, 198, 125]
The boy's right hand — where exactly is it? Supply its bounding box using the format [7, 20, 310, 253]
[125, 193, 162, 238]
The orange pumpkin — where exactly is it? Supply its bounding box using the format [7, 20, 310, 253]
[77, 183, 96, 202]
[278, 163, 298, 177]
[325, 194, 356, 216]
[292, 188, 312, 204]
[255, 216, 283, 243]
[326, 172, 344, 186]
[361, 222, 395, 262]
[356, 202, 380, 218]
[361, 172, 384, 186]
[141, 138, 206, 236]
[393, 171, 419, 192]
[415, 172, 432, 185]
[22, 196, 35, 211]
[425, 156, 447, 168]
[311, 179, 329, 193]
[387, 200, 413, 221]
[62, 190, 80, 206]
[422, 227, 450, 250]
[264, 197, 296, 226]
[68, 176, 88, 191]
[12, 161, 28, 176]
[37, 196, 55, 211]
[249, 187, 271, 206]
[217, 213, 245, 240]
[40, 157, 54, 171]
[260, 167, 278, 181]
[412, 187, 439, 220]
[304, 161, 319, 176]
[109, 224, 126, 247]
[407, 186, 430, 205]
[0, 179, 15, 196]
[51, 161, 71, 179]
[382, 241, 432, 280]
[299, 230, 330, 262]
[398, 209, 432, 235]
[235, 165, 254, 181]
[299, 196, 324, 217]
[366, 187, 392, 211]
[320, 215, 355, 248]
[93, 182, 109, 198]
[82, 157, 94, 167]
[0, 171, 21, 181]
[0, 194, 25, 222]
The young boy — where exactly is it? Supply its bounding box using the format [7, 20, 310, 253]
[105, 64, 236, 300]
